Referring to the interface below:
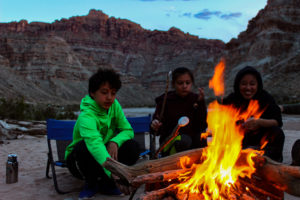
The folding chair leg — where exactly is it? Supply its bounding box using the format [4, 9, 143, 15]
[50, 159, 69, 194]
[47, 139, 70, 194]
[46, 156, 51, 178]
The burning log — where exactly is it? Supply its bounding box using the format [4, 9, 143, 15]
[238, 177, 283, 200]
[103, 148, 300, 197]
[252, 155, 300, 196]
[103, 148, 204, 183]
[136, 183, 257, 200]
[137, 185, 176, 200]
[131, 169, 188, 187]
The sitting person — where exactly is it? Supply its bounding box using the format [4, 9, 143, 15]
[292, 139, 300, 166]
[64, 68, 140, 199]
[151, 67, 208, 157]
[223, 66, 285, 162]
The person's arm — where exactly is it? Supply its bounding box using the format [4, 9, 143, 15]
[150, 97, 163, 133]
[260, 100, 283, 127]
[78, 115, 112, 176]
[243, 118, 278, 131]
[110, 100, 134, 147]
[257, 118, 278, 127]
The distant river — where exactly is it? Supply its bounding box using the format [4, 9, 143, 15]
[123, 107, 155, 117]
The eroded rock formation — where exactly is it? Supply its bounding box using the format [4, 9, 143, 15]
[0, 9, 224, 107]
[1, 0, 300, 107]
[225, 0, 300, 103]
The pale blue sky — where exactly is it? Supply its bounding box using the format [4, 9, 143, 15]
[0, 0, 267, 42]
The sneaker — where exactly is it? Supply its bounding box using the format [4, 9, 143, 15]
[78, 183, 99, 200]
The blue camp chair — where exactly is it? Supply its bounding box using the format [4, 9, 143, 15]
[45, 119, 75, 194]
[46, 115, 152, 194]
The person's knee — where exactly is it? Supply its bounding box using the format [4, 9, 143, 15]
[292, 139, 300, 166]
[174, 134, 192, 152]
[267, 126, 285, 144]
[118, 139, 140, 165]
[73, 140, 89, 156]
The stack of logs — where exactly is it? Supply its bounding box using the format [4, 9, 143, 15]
[104, 148, 300, 200]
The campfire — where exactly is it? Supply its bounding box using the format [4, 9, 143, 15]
[175, 100, 264, 199]
[103, 59, 300, 200]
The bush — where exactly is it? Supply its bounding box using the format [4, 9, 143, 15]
[0, 97, 79, 120]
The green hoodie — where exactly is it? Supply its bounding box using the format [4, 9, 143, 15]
[65, 95, 134, 176]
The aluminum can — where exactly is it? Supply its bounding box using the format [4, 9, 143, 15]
[6, 154, 18, 184]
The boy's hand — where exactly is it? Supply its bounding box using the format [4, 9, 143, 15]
[107, 142, 118, 160]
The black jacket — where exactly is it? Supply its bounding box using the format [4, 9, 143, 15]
[153, 91, 208, 143]
[223, 66, 282, 127]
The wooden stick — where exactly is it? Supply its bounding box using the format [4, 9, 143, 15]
[103, 148, 204, 183]
[150, 71, 172, 159]
[131, 169, 188, 187]
[154, 116, 189, 158]
[136, 184, 176, 200]
[238, 177, 283, 200]
[252, 155, 300, 197]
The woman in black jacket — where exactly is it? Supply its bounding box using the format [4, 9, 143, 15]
[223, 66, 285, 162]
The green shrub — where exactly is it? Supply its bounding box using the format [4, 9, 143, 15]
[0, 97, 79, 120]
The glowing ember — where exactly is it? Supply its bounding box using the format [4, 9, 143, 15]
[175, 60, 264, 199]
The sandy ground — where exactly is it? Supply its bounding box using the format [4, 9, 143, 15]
[0, 114, 300, 200]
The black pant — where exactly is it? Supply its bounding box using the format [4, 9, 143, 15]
[242, 126, 285, 162]
[66, 139, 140, 186]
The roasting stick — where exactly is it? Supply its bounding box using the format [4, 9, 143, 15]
[150, 70, 172, 159]
[154, 116, 189, 158]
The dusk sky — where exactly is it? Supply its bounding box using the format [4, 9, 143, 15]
[0, 0, 268, 42]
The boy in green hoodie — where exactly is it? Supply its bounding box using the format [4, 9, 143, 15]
[65, 68, 140, 199]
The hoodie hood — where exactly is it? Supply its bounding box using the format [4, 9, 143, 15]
[233, 66, 263, 99]
[80, 95, 107, 115]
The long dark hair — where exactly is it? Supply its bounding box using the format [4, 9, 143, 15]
[233, 66, 263, 99]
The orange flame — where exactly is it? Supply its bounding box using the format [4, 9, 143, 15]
[209, 58, 225, 97]
[176, 59, 265, 199]
[176, 101, 264, 199]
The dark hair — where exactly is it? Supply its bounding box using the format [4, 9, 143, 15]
[233, 66, 263, 97]
[88, 68, 121, 95]
[172, 67, 194, 85]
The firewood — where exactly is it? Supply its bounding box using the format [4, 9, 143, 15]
[238, 177, 283, 200]
[131, 169, 188, 187]
[104, 147, 300, 197]
[252, 155, 300, 197]
[136, 184, 176, 200]
[176, 192, 203, 200]
[103, 148, 204, 183]
[241, 194, 255, 200]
